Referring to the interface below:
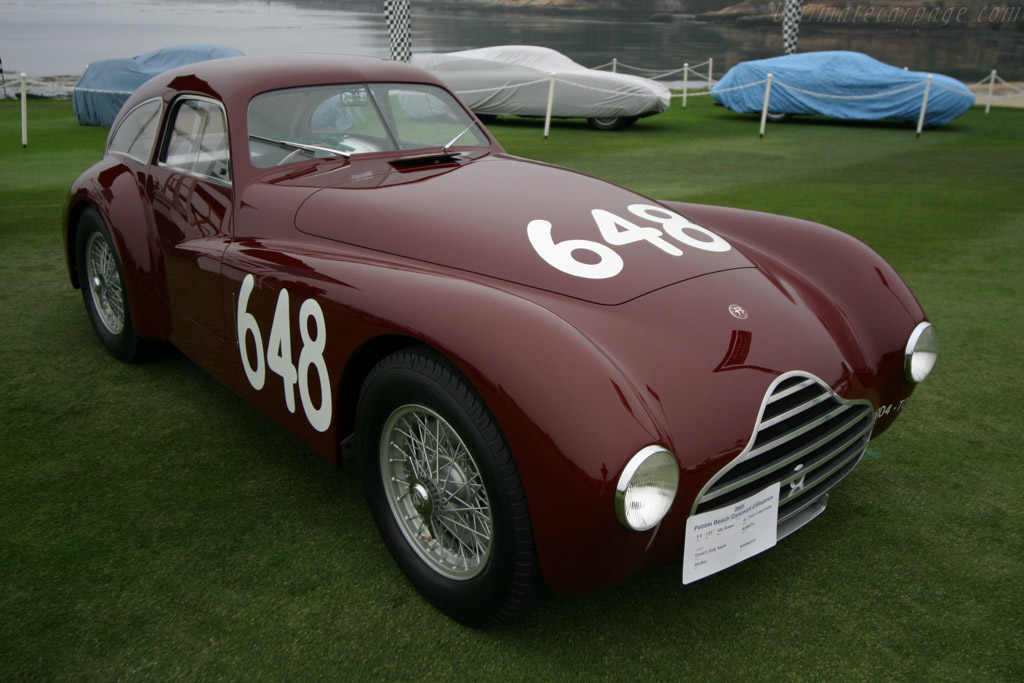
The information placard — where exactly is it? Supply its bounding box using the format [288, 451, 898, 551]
[682, 483, 780, 584]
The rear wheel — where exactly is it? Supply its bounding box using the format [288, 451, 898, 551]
[587, 115, 638, 131]
[357, 348, 539, 626]
[766, 112, 791, 123]
[75, 208, 148, 362]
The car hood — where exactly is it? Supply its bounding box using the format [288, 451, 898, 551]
[294, 154, 754, 305]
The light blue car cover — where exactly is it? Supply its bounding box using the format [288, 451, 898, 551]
[712, 51, 974, 126]
[73, 44, 243, 127]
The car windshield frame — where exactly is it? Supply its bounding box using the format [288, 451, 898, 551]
[247, 82, 490, 168]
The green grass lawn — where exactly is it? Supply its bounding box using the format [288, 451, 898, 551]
[2, 98, 1021, 679]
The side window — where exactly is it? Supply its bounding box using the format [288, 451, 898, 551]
[108, 99, 162, 162]
[160, 98, 231, 183]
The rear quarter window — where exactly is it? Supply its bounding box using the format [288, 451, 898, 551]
[107, 99, 162, 163]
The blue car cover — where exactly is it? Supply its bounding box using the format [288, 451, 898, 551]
[73, 44, 243, 127]
[712, 51, 974, 126]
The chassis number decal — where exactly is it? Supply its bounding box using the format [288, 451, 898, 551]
[237, 273, 332, 433]
[528, 204, 731, 280]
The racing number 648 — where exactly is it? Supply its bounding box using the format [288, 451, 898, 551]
[528, 203, 732, 280]
[237, 273, 332, 432]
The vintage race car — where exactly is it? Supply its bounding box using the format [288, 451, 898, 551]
[64, 54, 937, 626]
[412, 45, 671, 130]
[712, 51, 974, 126]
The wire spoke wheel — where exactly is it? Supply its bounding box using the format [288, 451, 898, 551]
[380, 404, 493, 580]
[75, 207, 148, 363]
[358, 349, 539, 625]
[84, 231, 126, 335]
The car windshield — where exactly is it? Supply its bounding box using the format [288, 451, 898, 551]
[247, 83, 489, 168]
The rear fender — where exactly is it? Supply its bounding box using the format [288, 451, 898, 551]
[65, 161, 171, 340]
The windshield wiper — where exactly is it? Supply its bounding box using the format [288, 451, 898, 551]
[442, 121, 480, 153]
[249, 134, 351, 159]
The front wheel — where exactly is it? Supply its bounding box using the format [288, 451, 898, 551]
[356, 348, 540, 626]
[75, 207, 148, 362]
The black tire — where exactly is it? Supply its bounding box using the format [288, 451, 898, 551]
[75, 207, 147, 362]
[587, 115, 637, 131]
[766, 112, 791, 123]
[356, 348, 540, 627]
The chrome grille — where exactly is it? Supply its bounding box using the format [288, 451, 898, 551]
[692, 372, 875, 539]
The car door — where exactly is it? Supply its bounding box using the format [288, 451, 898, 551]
[148, 96, 233, 344]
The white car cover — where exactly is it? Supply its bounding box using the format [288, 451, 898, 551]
[413, 46, 670, 120]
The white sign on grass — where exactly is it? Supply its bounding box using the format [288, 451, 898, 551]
[683, 482, 780, 584]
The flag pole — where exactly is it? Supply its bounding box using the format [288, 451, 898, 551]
[1, 50, 9, 103]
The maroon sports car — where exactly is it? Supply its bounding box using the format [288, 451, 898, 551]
[64, 54, 937, 626]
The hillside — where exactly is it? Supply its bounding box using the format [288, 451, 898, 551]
[413, 0, 1023, 28]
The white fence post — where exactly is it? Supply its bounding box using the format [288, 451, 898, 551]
[543, 72, 557, 139]
[682, 63, 689, 108]
[916, 75, 932, 138]
[759, 73, 773, 139]
[20, 72, 27, 148]
[985, 69, 996, 114]
[612, 58, 618, 73]
[708, 58, 713, 87]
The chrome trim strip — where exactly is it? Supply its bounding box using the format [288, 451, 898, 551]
[745, 402, 851, 460]
[758, 390, 832, 429]
[766, 377, 817, 404]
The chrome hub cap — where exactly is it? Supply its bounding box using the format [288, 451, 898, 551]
[84, 232, 125, 335]
[380, 405, 492, 580]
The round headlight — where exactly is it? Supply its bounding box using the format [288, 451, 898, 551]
[615, 446, 679, 531]
[904, 322, 938, 383]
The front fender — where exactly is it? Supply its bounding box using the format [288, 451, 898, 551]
[386, 278, 676, 594]
[219, 239, 675, 594]
[669, 201, 927, 435]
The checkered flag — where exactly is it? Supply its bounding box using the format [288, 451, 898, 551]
[385, 0, 412, 63]
[782, 0, 803, 55]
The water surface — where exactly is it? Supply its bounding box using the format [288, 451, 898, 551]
[1, 0, 1020, 82]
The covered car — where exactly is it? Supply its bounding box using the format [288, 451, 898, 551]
[64, 54, 937, 627]
[413, 45, 670, 130]
[712, 51, 974, 125]
[72, 44, 242, 126]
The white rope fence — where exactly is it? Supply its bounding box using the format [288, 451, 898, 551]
[708, 73, 977, 137]
[457, 64, 1001, 138]
[971, 70, 1024, 113]
[454, 73, 673, 139]
[593, 58, 718, 109]
[3, 61, 1019, 145]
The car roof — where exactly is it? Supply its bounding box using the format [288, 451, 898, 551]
[125, 53, 448, 112]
